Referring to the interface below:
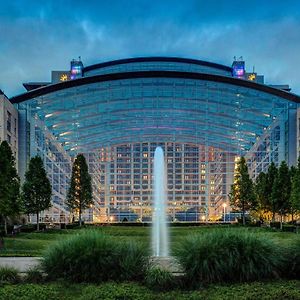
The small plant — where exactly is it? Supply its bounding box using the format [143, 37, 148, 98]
[145, 267, 175, 291]
[175, 229, 282, 285]
[0, 266, 21, 284]
[42, 230, 148, 283]
[24, 267, 44, 283]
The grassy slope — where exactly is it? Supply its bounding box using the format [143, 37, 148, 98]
[0, 226, 296, 256]
[1, 281, 300, 300]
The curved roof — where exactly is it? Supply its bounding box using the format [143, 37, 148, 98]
[83, 56, 232, 73]
[10, 71, 300, 104]
[10, 67, 299, 154]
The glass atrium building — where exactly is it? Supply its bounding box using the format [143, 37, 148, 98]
[10, 57, 300, 223]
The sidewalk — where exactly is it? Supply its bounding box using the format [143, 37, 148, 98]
[0, 257, 41, 273]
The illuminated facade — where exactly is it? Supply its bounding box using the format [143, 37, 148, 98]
[9, 57, 300, 223]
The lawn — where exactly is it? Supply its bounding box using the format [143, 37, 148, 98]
[0, 225, 297, 256]
[1, 280, 300, 300]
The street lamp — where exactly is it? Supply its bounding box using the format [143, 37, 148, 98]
[223, 203, 227, 223]
[139, 202, 143, 222]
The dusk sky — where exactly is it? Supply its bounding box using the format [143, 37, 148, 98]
[1, 0, 300, 97]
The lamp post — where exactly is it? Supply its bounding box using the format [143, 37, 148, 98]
[223, 203, 227, 223]
[139, 202, 143, 222]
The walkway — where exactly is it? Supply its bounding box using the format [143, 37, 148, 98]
[0, 257, 41, 273]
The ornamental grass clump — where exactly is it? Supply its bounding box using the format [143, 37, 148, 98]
[0, 266, 21, 284]
[175, 229, 281, 285]
[145, 267, 176, 291]
[281, 236, 300, 279]
[42, 230, 148, 283]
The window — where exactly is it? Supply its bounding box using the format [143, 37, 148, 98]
[6, 111, 11, 133]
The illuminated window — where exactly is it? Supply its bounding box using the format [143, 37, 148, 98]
[143, 175, 148, 180]
[143, 153, 148, 158]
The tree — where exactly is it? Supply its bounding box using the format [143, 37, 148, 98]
[66, 154, 93, 226]
[21, 156, 52, 231]
[254, 172, 270, 222]
[271, 161, 291, 229]
[229, 157, 257, 225]
[265, 162, 278, 221]
[0, 141, 21, 235]
[291, 157, 300, 220]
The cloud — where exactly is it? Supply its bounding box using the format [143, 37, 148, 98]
[0, 1, 300, 96]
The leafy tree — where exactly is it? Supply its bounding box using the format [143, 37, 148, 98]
[265, 162, 278, 221]
[229, 157, 257, 225]
[291, 157, 300, 220]
[21, 156, 52, 231]
[0, 141, 21, 235]
[271, 161, 291, 229]
[66, 154, 93, 226]
[255, 172, 269, 222]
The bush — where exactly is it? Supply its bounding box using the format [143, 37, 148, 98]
[282, 225, 296, 232]
[282, 237, 300, 278]
[175, 229, 282, 285]
[20, 224, 46, 233]
[270, 222, 281, 229]
[145, 267, 176, 291]
[0, 267, 21, 284]
[42, 230, 148, 283]
[24, 267, 44, 283]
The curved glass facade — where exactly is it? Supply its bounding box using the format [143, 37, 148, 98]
[84, 60, 231, 77]
[12, 57, 300, 223]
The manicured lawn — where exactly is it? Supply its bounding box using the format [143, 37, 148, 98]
[0, 225, 297, 256]
[1, 280, 300, 300]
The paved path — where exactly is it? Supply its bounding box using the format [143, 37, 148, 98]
[0, 257, 41, 273]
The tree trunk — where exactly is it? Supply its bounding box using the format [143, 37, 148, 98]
[280, 213, 283, 230]
[79, 207, 82, 227]
[242, 201, 246, 226]
[272, 211, 275, 222]
[4, 217, 7, 236]
[291, 211, 294, 222]
[36, 211, 39, 231]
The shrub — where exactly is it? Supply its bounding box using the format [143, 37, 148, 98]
[282, 225, 296, 232]
[175, 229, 282, 285]
[24, 267, 44, 283]
[145, 267, 176, 291]
[0, 266, 21, 284]
[42, 230, 148, 283]
[282, 236, 300, 278]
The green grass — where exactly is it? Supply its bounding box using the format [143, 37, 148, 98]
[0, 226, 297, 256]
[0, 280, 300, 300]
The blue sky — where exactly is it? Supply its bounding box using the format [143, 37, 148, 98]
[1, 0, 300, 96]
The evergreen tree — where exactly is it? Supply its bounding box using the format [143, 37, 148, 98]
[291, 157, 300, 220]
[229, 157, 256, 225]
[21, 156, 52, 231]
[255, 172, 269, 222]
[265, 162, 278, 221]
[66, 154, 93, 226]
[271, 161, 291, 229]
[0, 141, 21, 235]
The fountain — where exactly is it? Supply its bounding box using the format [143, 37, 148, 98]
[152, 146, 169, 257]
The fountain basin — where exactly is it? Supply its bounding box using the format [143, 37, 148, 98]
[149, 256, 184, 275]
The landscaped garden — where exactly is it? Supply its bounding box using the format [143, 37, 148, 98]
[1, 226, 300, 299]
